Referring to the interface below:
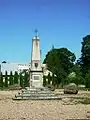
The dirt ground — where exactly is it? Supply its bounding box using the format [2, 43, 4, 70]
[0, 90, 90, 120]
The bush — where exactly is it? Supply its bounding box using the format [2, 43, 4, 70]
[79, 98, 90, 104]
[47, 84, 55, 91]
[43, 75, 47, 86]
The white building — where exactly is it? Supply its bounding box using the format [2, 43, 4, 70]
[0, 62, 51, 76]
[0, 62, 29, 75]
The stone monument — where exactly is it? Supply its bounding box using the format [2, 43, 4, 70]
[13, 30, 61, 100]
[30, 29, 43, 88]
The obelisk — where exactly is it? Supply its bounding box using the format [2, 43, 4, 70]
[30, 29, 43, 88]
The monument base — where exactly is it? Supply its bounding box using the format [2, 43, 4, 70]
[13, 87, 62, 100]
[30, 71, 43, 88]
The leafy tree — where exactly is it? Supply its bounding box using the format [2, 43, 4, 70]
[79, 35, 90, 75]
[43, 48, 76, 86]
[43, 75, 47, 86]
[52, 73, 56, 86]
[14, 71, 18, 84]
[85, 70, 90, 88]
[23, 71, 29, 87]
[70, 63, 85, 85]
[0, 72, 4, 88]
[5, 71, 8, 87]
[47, 73, 51, 84]
[66, 72, 85, 85]
[20, 73, 24, 88]
[9, 71, 14, 85]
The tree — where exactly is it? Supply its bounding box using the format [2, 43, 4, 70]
[9, 71, 14, 85]
[23, 71, 29, 87]
[47, 73, 51, 84]
[70, 63, 85, 85]
[66, 72, 85, 85]
[20, 73, 24, 88]
[79, 35, 90, 75]
[85, 70, 90, 88]
[43, 48, 76, 86]
[5, 71, 8, 87]
[14, 71, 18, 84]
[52, 73, 56, 86]
[0, 72, 4, 88]
[43, 75, 47, 86]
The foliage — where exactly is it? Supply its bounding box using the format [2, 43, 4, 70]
[43, 75, 47, 86]
[23, 71, 29, 87]
[4, 71, 8, 87]
[78, 97, 90, 104]
[43, 48, 76, 86]
[66, 62, 85, 85]
[0, 72, 4, 88]
[79, 35, 90, 75]
[85, 70, 90, 88]
[47, 73, 51, 84]
[9, 71, 14, 85]
[52, 73, 56, 86]
[20, 73, 24, 88]
[2, 61, 7, 63]
[14, 71, 18, 84]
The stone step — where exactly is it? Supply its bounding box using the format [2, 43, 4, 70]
[21, 91, 53, 94]
[23, 89, 50, 92]
[13, 96, 62, 100]
[15, 93, 56, 97]
[13, 87, 59, 100]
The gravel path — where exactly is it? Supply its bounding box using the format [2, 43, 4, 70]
[0, 91, 90, 120]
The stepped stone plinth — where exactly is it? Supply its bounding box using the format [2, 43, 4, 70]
[13, 87, 62, 100]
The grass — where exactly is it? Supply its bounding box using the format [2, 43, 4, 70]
[72, 97, 90, 104]
[78, 87, 90, 91]
[79, 98, 90, 104]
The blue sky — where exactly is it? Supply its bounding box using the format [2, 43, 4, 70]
[0, 0, 90, 63]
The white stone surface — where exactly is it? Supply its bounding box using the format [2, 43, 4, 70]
[31, 38, 40, 61]
[30, 36, 43, 88]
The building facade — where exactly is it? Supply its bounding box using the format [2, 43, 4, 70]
[0, 62, 29, 75]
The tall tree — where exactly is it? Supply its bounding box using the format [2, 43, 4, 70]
[43, 75, 47, 86]
[52, 73, 56, 86]
[0, 72, 4, 88]
[79, 35, 90, 75]
[9, 71, 14, 85]
[23, 71, 29, 87]
[43, 48, 76, 85]
[14, 71, 18, 84]
[5, 71, 8, 87]
[85, 70, 90, 88]
[20, 73, 24, 88]
[47, 73, 51, 84]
